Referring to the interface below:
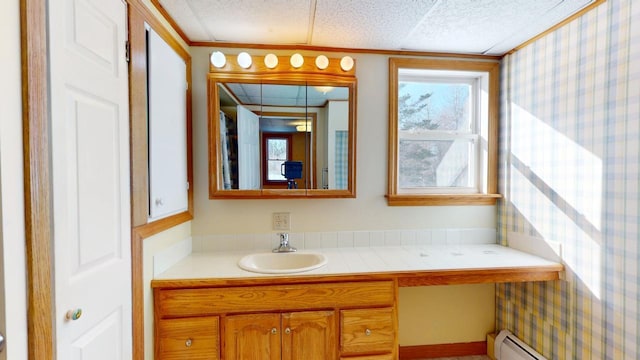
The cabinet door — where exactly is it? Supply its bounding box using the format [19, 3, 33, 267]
[224, 313, 281, 360]
[282, 310, 337, 360]
[147, 27, 188, 220]
[156, 316, 219, 360]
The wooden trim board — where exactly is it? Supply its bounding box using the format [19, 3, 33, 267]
[21, 0, 55, 358]
[400, 341, 487, 359]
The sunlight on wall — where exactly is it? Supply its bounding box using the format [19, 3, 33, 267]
[511, 104, 603, 231]
[509, 103, 603, 298]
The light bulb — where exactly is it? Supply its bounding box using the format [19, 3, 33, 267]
[264, 53, 278, 69]
[290, 53, 304, 68]
[210, 51, 226, 68]
[237, 52, 252, 69]
[315, 55, 329, 70]
[340, 56, 354, 71]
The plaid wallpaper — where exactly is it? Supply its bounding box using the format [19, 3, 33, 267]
[497, 0, 639, 359]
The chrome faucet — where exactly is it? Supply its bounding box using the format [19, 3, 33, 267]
[273, 233, 297, 253]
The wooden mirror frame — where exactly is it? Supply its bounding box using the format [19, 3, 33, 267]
[207, 54, 357, 199]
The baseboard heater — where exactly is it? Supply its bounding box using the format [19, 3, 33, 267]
[495, 330, 547, 360]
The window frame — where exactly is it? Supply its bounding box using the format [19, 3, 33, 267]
[387, 57, 501, 206]
[262, 132, 293, 186]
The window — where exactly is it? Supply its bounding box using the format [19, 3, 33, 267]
[262, 133, 292, 185]
[387, 58, 501, 206]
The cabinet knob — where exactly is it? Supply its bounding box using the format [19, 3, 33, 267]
[185, 338, 192, 347]
[65, 308, 82, 321]
[271, 328, 277, 335]
[365, 329, 372, 336]
[285, 327, 291, 335]
[155, 198, 164, 207]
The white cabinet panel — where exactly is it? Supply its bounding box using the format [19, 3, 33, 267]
[147, 28, 188, 221]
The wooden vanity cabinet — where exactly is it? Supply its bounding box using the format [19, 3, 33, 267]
[154, 280, 397, 360]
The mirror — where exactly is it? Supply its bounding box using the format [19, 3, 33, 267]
[208, 54, 357, 198]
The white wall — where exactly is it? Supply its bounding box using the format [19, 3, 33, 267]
[189, 47, 497, 346]
[190, 47, 496, 234]
[0, 0, 28, 358]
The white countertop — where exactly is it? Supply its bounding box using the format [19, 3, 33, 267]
[155, 244, 562, 281]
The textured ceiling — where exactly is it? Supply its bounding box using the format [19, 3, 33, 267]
[157, 0, 595, 55]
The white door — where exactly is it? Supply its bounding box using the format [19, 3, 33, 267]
[49, 0, 132, 359]
[237, 105, 261, 189]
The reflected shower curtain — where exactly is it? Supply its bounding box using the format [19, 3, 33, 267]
[335, 130, 348, 189]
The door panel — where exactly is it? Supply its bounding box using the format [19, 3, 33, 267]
[49, 0, 131, 358]
[72, 92, 122, 271]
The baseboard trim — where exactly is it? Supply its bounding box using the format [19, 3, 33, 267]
[399, 341, 487, 359]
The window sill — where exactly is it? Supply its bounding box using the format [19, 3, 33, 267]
[386, 193, 502, 206]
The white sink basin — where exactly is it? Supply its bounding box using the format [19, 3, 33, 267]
[238, 252, 328, 274]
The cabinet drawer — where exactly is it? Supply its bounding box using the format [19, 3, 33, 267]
[156, 316, 220, 360]
[340, 308, 395, 355]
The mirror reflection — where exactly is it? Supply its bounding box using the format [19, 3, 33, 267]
[216, 82, 350, 192]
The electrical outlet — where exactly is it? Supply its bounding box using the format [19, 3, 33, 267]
[272, 212, 291, 231]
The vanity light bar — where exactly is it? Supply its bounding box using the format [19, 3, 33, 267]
[209, 52, 356, 75]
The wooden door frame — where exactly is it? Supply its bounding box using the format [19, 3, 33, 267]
[21, 0, 55, 359]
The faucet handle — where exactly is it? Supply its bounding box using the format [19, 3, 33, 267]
[274, 233, 296, 252]
[279, 233, 289, 245]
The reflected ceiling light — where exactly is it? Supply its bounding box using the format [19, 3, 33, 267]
[237, 52, 252, 69]
[314, 86, 334, 94]
[296, 124, 312, 132]
[210, 51, 226, 68]
[290, 53, 304, 68]
[340, 56, 354, 71]
[315, 55, 329, 70]
[264, 53, 278, 69]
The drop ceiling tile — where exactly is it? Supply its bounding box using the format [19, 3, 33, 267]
[403, 0, 595, 54]
[484, 0, 595, 54]
[158, 0, 211, 40]
[312, 0, 438, 49]
[402, 0, 565, 54]
[186, 0, 311, 44]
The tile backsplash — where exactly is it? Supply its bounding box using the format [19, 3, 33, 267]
[192, 228, 497, 253]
